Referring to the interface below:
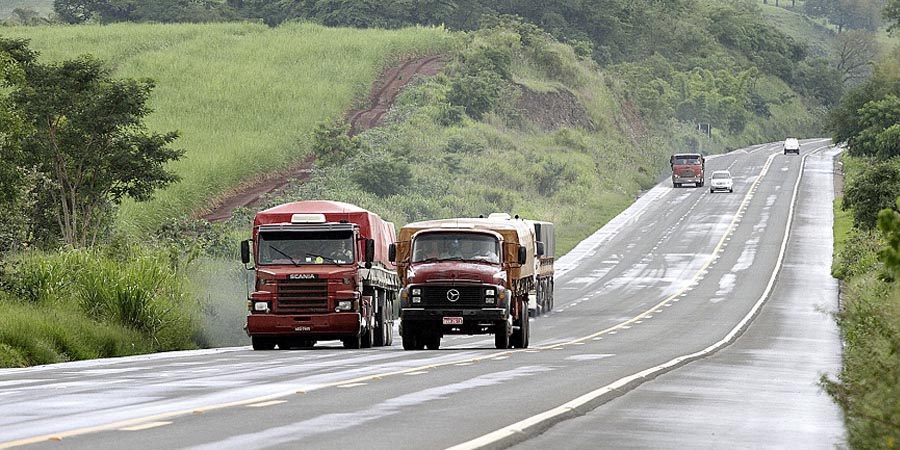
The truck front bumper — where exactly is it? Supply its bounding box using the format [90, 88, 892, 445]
[401, 307, 508, 335]
[247, 312, 362, 339]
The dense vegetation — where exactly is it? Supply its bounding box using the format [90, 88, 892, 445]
[825, 44, 900, 449]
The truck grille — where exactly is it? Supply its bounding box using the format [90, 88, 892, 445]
[276, 279, 329, 313]
[422, 286, 485, 307]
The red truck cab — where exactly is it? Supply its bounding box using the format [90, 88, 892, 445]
[670, 153, 705, 188]
[241, 201, 399, 350]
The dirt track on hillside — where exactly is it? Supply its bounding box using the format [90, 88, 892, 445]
[201, 55, 446, 222]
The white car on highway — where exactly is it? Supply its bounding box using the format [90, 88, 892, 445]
[709, 170, 733, 193]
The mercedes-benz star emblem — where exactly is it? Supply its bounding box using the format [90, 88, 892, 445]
[446, 289, 460, 302]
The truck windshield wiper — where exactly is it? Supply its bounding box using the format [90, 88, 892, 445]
[269, 245, 300, 266]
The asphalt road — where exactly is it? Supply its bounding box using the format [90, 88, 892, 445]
[0, 139, 845, 450]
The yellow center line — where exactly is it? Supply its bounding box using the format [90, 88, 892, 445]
[247, 400, 287, 408]
[118, 422, 172, 432]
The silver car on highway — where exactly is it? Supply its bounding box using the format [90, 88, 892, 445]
[709, 170, 733, 193]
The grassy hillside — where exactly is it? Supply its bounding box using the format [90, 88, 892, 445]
[254, 23, 667, 256]
[757, 1, 837, 58]
[1, 22, 453, 233]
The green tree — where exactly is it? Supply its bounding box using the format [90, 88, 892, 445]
[804, 0, 882, 32]
[830, 60, 900, 154]
[843, 160, 900, 230]
[834, 30, 878, 85]
[854, 95, 900, 159]
[3, 44, 183, 248]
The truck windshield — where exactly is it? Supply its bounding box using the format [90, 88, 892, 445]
[412, 233, 500, 264]
[673, 157, 701, 165]
[258, 230, 354, 266]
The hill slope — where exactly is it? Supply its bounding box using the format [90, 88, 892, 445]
[1, 22, 452, 233]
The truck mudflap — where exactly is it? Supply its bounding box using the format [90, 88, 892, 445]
[247, 312, 362, 340]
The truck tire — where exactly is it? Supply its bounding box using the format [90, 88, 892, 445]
[495, 321, 510, 349]
[384, 319, 393, 346]
[361, 325, 374, 349]
[511, 308, 529, 348]
[251, 336, 275, 351]
[521, 313, 530, 348]
[342, 335, 362, 349]
[402, 325, 417, 350]
[374, 314, 385, 347]
[374, 314, 386, 347]
[425, 334, 441, 350]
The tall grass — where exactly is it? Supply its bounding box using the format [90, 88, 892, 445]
[1, 22, 454, 233]
[0, 246, 199, 366]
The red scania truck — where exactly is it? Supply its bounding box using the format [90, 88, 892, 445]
[241, 201, 400, 350]
[389, 214, 540, 350]
[670, 153, 705, 188]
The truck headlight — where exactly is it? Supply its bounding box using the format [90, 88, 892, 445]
[412, 296, 421, 304]
[412, 288, 421, 296]
[253, 302, 269, 312]
[337, 300, 353, 311]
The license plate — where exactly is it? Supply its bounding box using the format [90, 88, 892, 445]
[442, 317, 463, 325]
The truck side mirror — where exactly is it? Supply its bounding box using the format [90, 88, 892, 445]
[536, 241, 545, 257]
[518, 245, 527, 265]
[388, 243, 396, 263]
[365, 238, 375, 268]
[240, 240, 251, 265]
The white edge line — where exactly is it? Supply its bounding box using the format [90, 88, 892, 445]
[444, 145, 830, 450]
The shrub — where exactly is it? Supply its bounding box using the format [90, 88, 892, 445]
[311, 120, 361, 167]
[447, 72, 505, 120]
[843, 160, 900, 230]
[832, 227, 883, 279]
[353, 156, 412, 197]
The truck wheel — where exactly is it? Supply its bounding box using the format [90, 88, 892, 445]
[495, 322, 510, 349]
[342, 335, 362, 349]
[373, 291, 386, 347]
[384, 319, 393, 346]
[374, 312, 385, 347]
[361, 325, 374, 349]
[425, 334, 441, 350]
[521, 313, 530, 348]
[402, 326, 417, 350]
[251, 336, 275, 351]
[511, 309, 529, 348]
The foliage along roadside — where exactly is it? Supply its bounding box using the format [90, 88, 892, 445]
[824, 45, 900, 449]
[0, 245, 199, 367]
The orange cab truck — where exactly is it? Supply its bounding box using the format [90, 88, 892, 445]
[670, 153, 705, 188]
[241, 201, 400, 350]
[389, 214, 539, 350]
